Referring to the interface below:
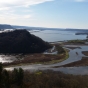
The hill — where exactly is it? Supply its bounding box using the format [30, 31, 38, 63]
[12, 25, 64, 30]
[12, 25, 31, 29]
[0, 24, 13, 29]
[0, 30, 52, 54]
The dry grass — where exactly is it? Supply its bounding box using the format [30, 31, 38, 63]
[55, 57, 88, 67]
[66, 47, 81, 49]
[3, 53, 66, 67]
[82, 51, 88, 56]
[7, 70, 88, 88]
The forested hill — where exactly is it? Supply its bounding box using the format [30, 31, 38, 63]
[0, 30, 52, 54]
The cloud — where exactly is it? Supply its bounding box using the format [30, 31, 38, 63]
[0, 0, 53, 9]
[0, 13, 32, 20]
[23, 15, 32, 19]
[70, 0, 88, 2]
[74, 0, 86, 2]
[63, 0, 88, 2]
[0, 0, 53, 24]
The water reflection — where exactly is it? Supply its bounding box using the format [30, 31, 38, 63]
[0, 55, 19, 63]
[43, 66, 88, 75]
[5, 65, 88, 75]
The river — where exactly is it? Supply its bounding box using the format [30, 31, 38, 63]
[5, 45, 88, 75]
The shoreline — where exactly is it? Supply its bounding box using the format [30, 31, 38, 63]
[54, 56, 88, 67]
[1, 39, 88, 68]
[3, 45, 69, 67]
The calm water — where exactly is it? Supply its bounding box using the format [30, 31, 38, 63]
[31, 30, 86, 42]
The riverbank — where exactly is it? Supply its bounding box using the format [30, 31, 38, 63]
[3, 44, 69, 67]
[2, 39, 88, 68]
[54, 57, 88, 67]
[82, 51, 88, 56]
[65, 46, 81, 49]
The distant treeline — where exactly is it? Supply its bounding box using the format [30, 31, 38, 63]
[0, 30, 52, 54]
[68, 39, 85, 44]
[0, 63, 24, 88]
[75, 32, 88, 35]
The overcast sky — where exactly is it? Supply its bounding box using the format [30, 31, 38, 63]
[0, 0, 88, 29]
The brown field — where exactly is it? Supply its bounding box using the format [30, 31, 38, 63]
[63, 42, 84, 45]
[62, 42, 88, 46]
[66, 47, 81, 49]
[54, 57, 88, 67]
[82, 51, 88, 56]
[3, 53, 66, 67]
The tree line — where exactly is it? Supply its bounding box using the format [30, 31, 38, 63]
[0, 63, 24, 88]
[1, 63, 88, 88]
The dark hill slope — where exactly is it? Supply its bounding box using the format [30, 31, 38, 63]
[0, 30, 52, 54]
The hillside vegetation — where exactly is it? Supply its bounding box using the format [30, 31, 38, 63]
[1, 63, 88, 88]
[0, 30, 52, 54]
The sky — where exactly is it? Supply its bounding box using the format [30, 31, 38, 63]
[0, 0, 88, 29]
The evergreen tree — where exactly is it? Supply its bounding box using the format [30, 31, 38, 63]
[0, 63, 3, 87]
[18, 68, 24, 86]
[2, 70, 10, 88]
[13, 68, 19, 84]
[13, 68, 24, 86]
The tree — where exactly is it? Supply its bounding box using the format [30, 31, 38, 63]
[18, 68, 24, 86]
[2, 70, 10, 88]
[13, 68, 19, 84]
[0, 63, 3, 72]
[0, 63, 3, 87]
[13, 68, 24, 86]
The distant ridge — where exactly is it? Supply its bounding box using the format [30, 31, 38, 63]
[12, 25, 64, 30]
[0, 24, 13, 29]
[12, 25, 30, 29]
[0, 24, 88, 31]
[12, 25, 88, 31]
